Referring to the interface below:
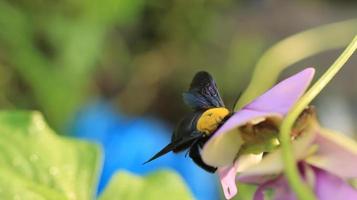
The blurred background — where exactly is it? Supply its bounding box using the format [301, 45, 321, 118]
[0, 0, 356, 199]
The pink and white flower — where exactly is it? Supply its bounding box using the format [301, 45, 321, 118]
[201, 68, 357, 199]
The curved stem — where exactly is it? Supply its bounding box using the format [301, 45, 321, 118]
[280, 35, 357, 200]
[235, 19, 357, 111]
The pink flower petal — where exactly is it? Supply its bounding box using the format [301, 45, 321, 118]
[253, 162, 315, 200]
[253, 176, 297, 200]
[253, 166, 357, 200]
[253, 180, 271, 200]
[201, 68, 315, 166]
[306, 128, 357, 179]
[215, 153, 264, 199]
[217, 154, 263, 199]
[245, 68, 315, 115]
[314, 167, 357, 200]
[218, 164, 239, 199]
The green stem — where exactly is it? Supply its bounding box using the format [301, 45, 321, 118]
[235, 19, 357, 111]
[280, 35, 357, 200]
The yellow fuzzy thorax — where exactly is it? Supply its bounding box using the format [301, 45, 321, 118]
[196, 107, 230, 135]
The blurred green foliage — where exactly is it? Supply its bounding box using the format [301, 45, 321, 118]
[0, 110, 193, 200]
[0, 0, 356, 130]
[0, 111, 101, 199]
[0, 0, 144, 127]
[0, 0, 263, 129]
[99, 170, 193, 200]
[231, 183, 257, 200]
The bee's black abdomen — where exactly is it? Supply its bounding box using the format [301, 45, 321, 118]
[171, 111, 204, 152]
[189, 140, 217, 173]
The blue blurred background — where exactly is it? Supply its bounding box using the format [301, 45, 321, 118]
[70, 101, 218, 199]
[0, 0, 356, 199]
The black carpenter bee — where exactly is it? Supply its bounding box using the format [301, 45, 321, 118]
[143, 71, 232, 173]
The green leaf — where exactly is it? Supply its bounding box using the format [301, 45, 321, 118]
[0, 111, 102, 200]
[99, 170, 194, 200]
[83, 0, 145, 25]
[231, 183, 256, 200]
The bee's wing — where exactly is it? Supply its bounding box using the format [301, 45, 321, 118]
[143, 134, 202, 164]
[183, 71, 224, 110]
[142, 142, 176, 164]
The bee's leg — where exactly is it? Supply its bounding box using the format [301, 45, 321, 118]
[184, 132, 204, 158]
[189, 142, 217, 173]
